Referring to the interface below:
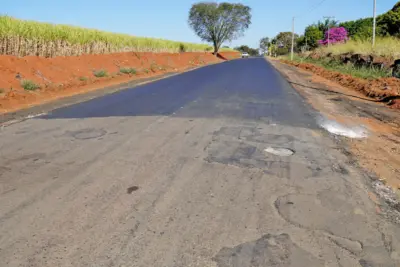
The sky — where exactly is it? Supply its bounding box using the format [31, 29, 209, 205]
[1, 0, 397, 49]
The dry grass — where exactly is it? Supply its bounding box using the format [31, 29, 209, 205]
[284, 54, 392, 79]
[316, 37, 400, 59]
[0, 16, 234, 57]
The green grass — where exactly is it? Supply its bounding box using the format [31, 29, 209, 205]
[78, 76, 88, 81]
[316, 37, 400, 58]
[119, 67, 137, 75]
[0, 15, 220, 54]
[21, 80, 40, 91]
[93, 70, 108, 78]
[286, 55, 392, 79]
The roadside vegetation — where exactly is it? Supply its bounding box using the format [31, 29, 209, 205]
[261, 1, 400, 83]
[21, 80, 40, 91]
[316, 37, 400, 58]
[234, 45, 259, 56]
[0, 16, 227, 57]
[261, 1, 400, 58]
[119, 67, 137, 75]
[93, 70, 108, 78]
[283, 54, 392, 79]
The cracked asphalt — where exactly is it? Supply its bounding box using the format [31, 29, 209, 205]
[1, 58, 400, 267]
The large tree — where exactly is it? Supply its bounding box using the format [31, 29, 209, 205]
[304, 25, 324, 49]
[269, 32, 299, 56]
[378, 1, 400, 36]
[297, 25, 324, 50]
[316, 18, 339, 35]
[275, 32, 299, 50]
[188, 2, 252, 54]
[234, 45, 258, 56]
[259, 37, 270, 54]
[340, 18, 374, 40]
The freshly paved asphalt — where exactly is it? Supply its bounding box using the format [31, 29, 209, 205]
[1, 58, 399, 267]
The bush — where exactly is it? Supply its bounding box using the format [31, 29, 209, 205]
[93, 70, 108, 77]
[276, 47, 290, 56]
[79, 76, 88, 81]
[21, 80, 40, 91]
[119, 67, 137, 75]
[179, 43, 186, 53]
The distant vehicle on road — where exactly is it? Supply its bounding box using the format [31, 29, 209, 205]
[241, 52, 249, 58]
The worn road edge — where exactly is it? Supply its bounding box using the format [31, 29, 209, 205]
[0, 60, 233, 126]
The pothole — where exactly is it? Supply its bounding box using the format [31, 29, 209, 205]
[264, 147, 294, 157]
[127, 186, 139, 194]
[68, 128, 107, 140]
[213, 233, 324, 267]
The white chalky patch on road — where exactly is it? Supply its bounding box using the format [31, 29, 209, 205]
[26, 113, 47, 119]
[264, 147, 294, 157]
[319, 118, 367, 139]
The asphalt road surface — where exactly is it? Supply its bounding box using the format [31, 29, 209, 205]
[1, 58, 400, 267]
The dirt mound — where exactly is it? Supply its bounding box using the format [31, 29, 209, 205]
[218, 52, 240, 60]
[281, 59, 400, 106]
[0, 52, 239, 113]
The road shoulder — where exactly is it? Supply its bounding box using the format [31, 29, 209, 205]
[269, 58, 400, 223]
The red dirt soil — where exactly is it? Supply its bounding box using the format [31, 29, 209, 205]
[0, 51, 239, 114]
[280, 59, 400, 106]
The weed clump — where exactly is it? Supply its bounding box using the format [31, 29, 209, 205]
[93, 70, 108, 77]
[21, 80, 40, 91]
[119, 67, 137, 75]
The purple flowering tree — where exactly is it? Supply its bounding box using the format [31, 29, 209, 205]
[318, 27, 348, 45]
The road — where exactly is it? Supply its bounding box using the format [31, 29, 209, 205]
[1, 58, 399, 267]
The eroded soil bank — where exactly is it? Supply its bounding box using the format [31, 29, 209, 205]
[280, 59, 400, 109]
[0, 51, 239, 114]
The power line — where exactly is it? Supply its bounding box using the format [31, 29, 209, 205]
[307, 0, 330, 14]
[290, 0, 330, 60]
[296, 0, 330, 19]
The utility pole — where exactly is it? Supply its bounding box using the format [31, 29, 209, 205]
[372, 0, 377, 47]
[323, 16, 335, 47]
[291, 17, 295, 60]
[305, 36, 308, 51]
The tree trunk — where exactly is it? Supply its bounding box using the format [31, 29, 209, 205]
[213, 42, 219, 55]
